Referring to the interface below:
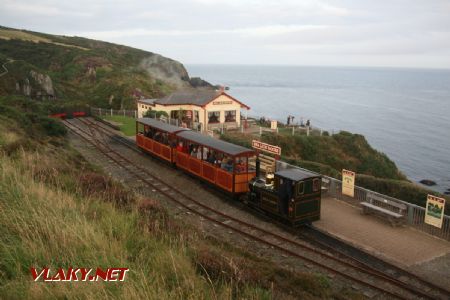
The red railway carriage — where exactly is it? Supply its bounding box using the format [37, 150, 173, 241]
[136, 118, 256, 194]
[136, 118, 188, 163]
[175, 130, 256, 194]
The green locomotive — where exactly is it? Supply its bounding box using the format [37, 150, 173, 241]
[248, 168, 321, 226]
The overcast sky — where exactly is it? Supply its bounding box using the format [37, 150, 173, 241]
[1, 0, 450, 68]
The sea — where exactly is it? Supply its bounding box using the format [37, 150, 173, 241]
[187, 64, 450, 194]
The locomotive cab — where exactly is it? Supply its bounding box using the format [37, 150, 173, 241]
[249, 169, 321, 226]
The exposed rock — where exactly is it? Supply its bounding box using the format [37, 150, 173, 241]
[29, 70, 54, 96]
[419, 179, 436, 186]
[189, 77, 213, 88]
[22, 78, 31, 96]
[139, 54, 190, 87]
[86, 65, 96, 81]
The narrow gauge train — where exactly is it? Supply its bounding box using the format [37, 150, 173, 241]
[136, 118, 321, 225]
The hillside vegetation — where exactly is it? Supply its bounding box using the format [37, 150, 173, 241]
[0, 26, 207, 109]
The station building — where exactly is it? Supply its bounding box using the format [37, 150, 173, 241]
[137, 89, 250, 132]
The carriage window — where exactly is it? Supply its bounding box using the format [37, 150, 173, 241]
[313, 178, 320, 192]
[297, 181, 305, 196]
[235, 156, 247, 173]
[208, 111, 220, 123]
[194, 110, 199, 122]
[138, 123, 145, 134]
[189, 143, 202, 158]
[225, 110, 236, 122]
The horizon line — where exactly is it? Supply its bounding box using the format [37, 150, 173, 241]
[185, 63, 450, 71]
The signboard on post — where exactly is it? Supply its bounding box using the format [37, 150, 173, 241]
[425, 195, 446, 228]
[270, 120, 278, 130]
[252, 140, 281, 156]
[342, 169, 355, 197]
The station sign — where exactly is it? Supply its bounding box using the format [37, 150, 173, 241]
[342, 169, 355, 197]
[212, 100, 232, 105]
[425, 195, 446, 228]
[252, 140, 281, 156]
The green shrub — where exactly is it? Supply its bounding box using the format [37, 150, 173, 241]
[37, 116, 67, 136]
[144, 110, 169, 118]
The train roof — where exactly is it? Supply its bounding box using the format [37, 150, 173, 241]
[276, 169, 320, 181]
[137, 118, 189, 134]
[176, 130, 255, 156]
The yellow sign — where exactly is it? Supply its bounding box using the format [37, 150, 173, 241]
[425, 195, 446, 228]
[270, 120, 277, 130]
[342, 169, 355, 197]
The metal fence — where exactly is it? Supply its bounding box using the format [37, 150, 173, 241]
[276, 160, 450, 241]
[90, 107, 188, 128]
[90, 107, 137, 118]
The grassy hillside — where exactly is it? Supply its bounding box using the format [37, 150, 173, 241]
[0, 26, 199, 109]
[0, 96, 360, 299]
[222, 131, 406, 180]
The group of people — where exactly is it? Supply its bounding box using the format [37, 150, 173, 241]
[175, 141, 247, 173]
[286, 116, 311, 127]
[142, 126, 248, 173]
[143, 127, 170, 145]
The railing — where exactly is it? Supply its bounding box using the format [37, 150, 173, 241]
[90, 107, 137, 118]
[90, 107, 186, 127]
[276, 161, 450, 241]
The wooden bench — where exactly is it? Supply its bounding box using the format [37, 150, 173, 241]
[361, 194, 407, 227]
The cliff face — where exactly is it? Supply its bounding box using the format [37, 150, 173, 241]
[0, 26, 206, 108]
[139, 54, 190, 87]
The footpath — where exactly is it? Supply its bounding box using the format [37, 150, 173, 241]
[315, 196, 450, 288]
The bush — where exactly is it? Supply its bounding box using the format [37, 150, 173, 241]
[144, 110, 169, 118]
[37, 116, 67, 136]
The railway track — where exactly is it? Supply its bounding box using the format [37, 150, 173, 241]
[81, 117, 450, 299]
[63, 117, 449, 300]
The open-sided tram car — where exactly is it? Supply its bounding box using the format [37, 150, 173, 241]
[136, 118, 321, 225]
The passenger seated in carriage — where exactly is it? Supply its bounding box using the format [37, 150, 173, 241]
[235, 159, 246, 173]
[206, 152, 216, 164]
[221, 157, 234, 172]
[153, 131, 162, 142]
[176, 142, 184, 153]
[161, 133, 169, 145]
[190, 146, 198, 157]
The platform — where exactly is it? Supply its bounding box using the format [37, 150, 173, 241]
[315, 197, 450, 267]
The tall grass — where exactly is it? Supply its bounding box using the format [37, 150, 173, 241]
[0, 151, 273, 299]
